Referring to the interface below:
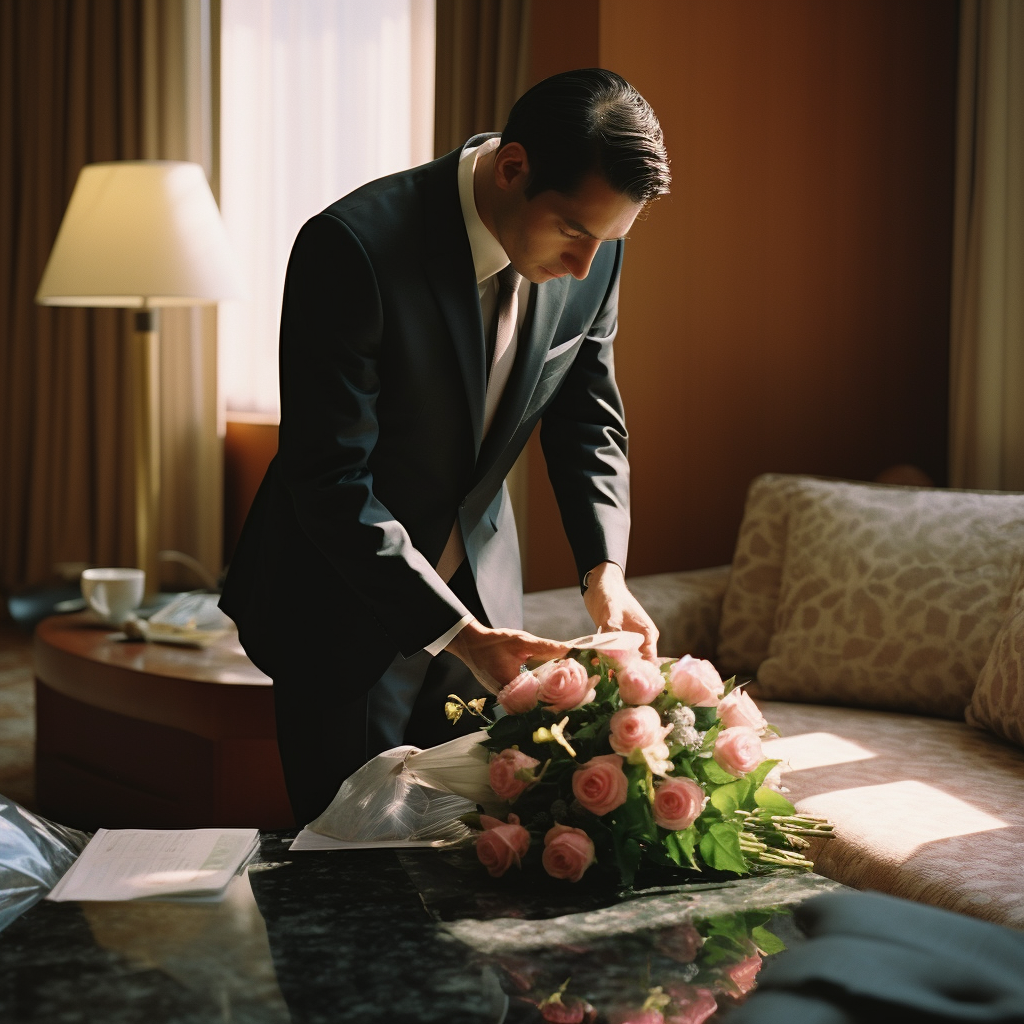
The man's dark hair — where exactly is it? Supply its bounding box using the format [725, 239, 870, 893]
[500, 68, 670, 204]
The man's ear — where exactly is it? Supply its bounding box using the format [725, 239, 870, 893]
[492, 141, 531, 193]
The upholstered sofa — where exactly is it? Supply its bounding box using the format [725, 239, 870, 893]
[524, 473, 1024, 929]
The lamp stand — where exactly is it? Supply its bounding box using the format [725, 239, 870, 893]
[132, 309, 161, 604]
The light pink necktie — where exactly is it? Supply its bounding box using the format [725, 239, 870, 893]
[482, 263, 522, 437]
[436, 263, 522, 583]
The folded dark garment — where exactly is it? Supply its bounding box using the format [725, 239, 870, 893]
[729, 891, 1024, 1023]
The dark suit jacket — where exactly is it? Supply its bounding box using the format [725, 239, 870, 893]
[220, 137, 631, 691]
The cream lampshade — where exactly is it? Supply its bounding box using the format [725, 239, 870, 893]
[36, 161, 243, 601]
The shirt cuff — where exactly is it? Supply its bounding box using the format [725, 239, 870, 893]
[425, 614, 474, 656]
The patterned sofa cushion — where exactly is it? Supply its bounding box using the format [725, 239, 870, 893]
[967, 567, 1024, 747]
[761, 700, 1024, 929]
[717, 474, 808, 676]
[734, 476, 1024, 718]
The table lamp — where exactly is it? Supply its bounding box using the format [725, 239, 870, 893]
[36, 161, 244, 602]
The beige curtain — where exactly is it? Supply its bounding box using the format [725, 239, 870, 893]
[0, 0, 220, 597]
[950, 0, 1024, 491]
[434, 0, 531, 156]
[141, 0, 222, 588]
[434, 0, 532, 560]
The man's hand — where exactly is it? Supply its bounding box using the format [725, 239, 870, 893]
[445, 620, 570, 695]
[583, 561, 659, 661]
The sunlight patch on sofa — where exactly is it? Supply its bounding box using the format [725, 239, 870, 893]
[762, 732, 877, 771]
[794, 780, 1008, 860]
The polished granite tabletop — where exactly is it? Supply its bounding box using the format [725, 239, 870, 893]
[0, 831, 844, 1023]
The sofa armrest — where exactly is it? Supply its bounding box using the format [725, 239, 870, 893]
[522, 565, 730, 661]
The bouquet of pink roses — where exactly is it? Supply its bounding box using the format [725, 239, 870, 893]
[449, 633, 833, 886]
[490, 906, 786, 1024]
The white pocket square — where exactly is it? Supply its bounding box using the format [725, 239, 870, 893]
[544, 333, 583, 362]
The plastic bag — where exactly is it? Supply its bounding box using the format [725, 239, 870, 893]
[307, 731, 494, 842]
[0, 795, 89, 933]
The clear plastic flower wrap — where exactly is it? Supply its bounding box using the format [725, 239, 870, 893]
[306, 730, 496, 843]
[0, 795, 89, 933]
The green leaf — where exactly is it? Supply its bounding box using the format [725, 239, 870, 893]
[699, 759, 739, 786]
[614, 834, 641, 887]
[672, 757, 700, 781]
[660, 689, 683, 710]
[753, 786, 796, 816]
[745, 759, 781, 791]
[701, 934, 750, 965]
[743, 909, 775, 929]
[751, 925, 787, 955]
[624, 765, 660, 841]
[695, 710, 720, 734]
[698, 822, 748, 875]
[709, 778, 754, 815]
[571, 716, 608, 745]
[705, 912, 747, 941]
[664, 827, 699, 869]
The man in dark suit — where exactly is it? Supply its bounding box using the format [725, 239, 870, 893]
[220, 69, 671, 825]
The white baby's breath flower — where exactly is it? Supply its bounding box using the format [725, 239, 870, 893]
[667, 705, 704, 751]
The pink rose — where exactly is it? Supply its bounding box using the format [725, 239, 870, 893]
[609, 705, 669, 756]
[664, 986, 717, 1024]
[488, 748, 541, 801]
[667, 656, 724, 706]
[609, 1011, 664, 1024]
[541, 824, 596, 882]
[712, 726, 764, 778]
[536, 658, 596, 712]
[475, 813, 531, 877]
[717, 687, 768, 734]
[653, 776, 706, 831]
[723, 953, 762, 995]
[600, 639, 643, 670]
[498, 670, 541, 715]
[616, 658, 665, 705]
[571, 753, 629, 816]
[540, 999, 593, 1024]
[654, 922, 704, 963]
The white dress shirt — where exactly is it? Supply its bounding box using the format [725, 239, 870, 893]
[425, 137, 528, 655]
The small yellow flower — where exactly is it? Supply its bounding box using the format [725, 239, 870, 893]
[532, 721, 577, 758]
[642, 986, 671, 1012]
[445, 692, 489, 724]
[538, 978, 571, 1009]
[549, 716, 577, 758]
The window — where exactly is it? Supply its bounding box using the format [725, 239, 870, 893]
[218, 0, 435, 418]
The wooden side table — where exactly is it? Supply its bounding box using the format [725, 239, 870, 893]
[33, 614, 294, 830]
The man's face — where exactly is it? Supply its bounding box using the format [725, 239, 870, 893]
[491, 150, 644, 285]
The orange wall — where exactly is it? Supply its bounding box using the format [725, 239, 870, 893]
[223, 421, 278, 564]
[524, 0, 957, 590]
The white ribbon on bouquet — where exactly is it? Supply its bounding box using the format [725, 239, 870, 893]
[289, 631, 645, 851]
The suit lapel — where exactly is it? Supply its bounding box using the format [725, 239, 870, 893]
[420, 148, 488, 452]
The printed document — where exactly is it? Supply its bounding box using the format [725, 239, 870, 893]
[47, 828, 259, 902]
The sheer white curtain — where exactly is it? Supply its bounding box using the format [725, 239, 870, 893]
[219, 0, 435, 418]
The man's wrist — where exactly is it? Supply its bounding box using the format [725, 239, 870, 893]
[581, 560, 624, 594]
[425, 614, 475, 656]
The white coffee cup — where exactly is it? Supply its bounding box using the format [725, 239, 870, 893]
[81, 568, 146, 626]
